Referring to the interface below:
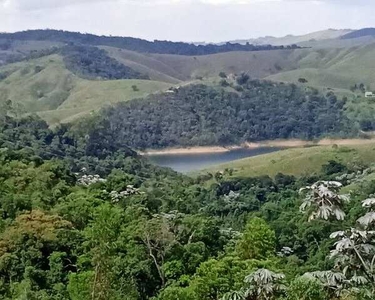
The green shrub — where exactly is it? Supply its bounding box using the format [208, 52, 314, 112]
[286, 277, 327, 300]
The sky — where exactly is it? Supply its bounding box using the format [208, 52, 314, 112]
[0, 0, 374, 42]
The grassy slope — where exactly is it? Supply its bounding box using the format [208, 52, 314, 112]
[105, 48, 302, 80]
[105, 43, 375, 92]
[0, 55, 172, 124]
[201, 144, 375, 178]
[101, 46, 184, 83]
[267, 43, 375, 90]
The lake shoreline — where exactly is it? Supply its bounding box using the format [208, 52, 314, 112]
[139, 138, 375, 156]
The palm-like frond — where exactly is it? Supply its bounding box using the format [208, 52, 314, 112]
[299, 181, 349, 221]
[243, 268, 285, 300]
[357, 212, 375, 227]
[362, 198, 375, 208]
[221, 290, 245, 300]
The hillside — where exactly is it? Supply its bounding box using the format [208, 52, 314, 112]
[201, 143, 375, 178]
[104, 43, 375, 92]
[266, 43, 375, 91]
[104, 44, 375, 90]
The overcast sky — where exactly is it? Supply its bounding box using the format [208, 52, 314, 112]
[0, 0, 374, 42]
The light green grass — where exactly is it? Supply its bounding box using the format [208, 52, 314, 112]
[267, 44, 375, 91]
[0, 55, 74, 111]
[0, 54, 172, 124]
[201, 144, 375, 178]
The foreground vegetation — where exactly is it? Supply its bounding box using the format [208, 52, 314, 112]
[2, 102, 375, 299]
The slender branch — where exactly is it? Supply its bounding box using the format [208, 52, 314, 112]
[188, 230, 196, 244]
[142, 235, 165, 287]
[353, 245, 374, 284]
[92, 263, 100, 300]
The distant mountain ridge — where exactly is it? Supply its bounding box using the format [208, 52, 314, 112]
[224, 29, 353, 46]
[341, 28, 375, 39]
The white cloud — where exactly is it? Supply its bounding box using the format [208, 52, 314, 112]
[0, 0, 369, 11]
[0, 0, 373, 41]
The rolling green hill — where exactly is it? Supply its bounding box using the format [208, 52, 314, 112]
[104, 43, 375, 93]
[201, 143, 375, 178]
[266, 43, 375, 91]
[0, 54, 172, 124]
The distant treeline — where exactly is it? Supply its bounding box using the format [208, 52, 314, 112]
[89, 81, 352, 149]
[0, 29, 300, 56]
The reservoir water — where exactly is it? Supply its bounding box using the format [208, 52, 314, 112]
[146, 147, 282, 173]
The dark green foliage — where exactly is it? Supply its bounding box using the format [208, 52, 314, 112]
[236, 217, 276, 260]
[236, 72, 250, 85]
[219, 72, 227, 78]
[287, 277, 328, 300]
[322, 160, 347, 175]
[61, 45, 149, 80]
[92, 81, 351, 149]
[220, 79, 229, 87]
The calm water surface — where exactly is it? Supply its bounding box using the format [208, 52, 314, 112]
[146, 147, 282, 173]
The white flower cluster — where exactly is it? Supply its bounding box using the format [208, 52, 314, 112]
[277, 246, 294, 257]
[109, 185, 143, 203]
[223, 190, 240, 202]
[220, 228, 241, 239]
[77, 174, 107, 186]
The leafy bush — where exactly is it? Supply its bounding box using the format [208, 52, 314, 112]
[286, 277, 327, 300]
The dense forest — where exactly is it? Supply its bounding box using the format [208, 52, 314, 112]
[0, 30, 300, 56]
[1, 98, 375, 299]
[90, 80, 352, 149]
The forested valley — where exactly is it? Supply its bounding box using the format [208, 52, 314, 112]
[2, 98, 375, 300]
